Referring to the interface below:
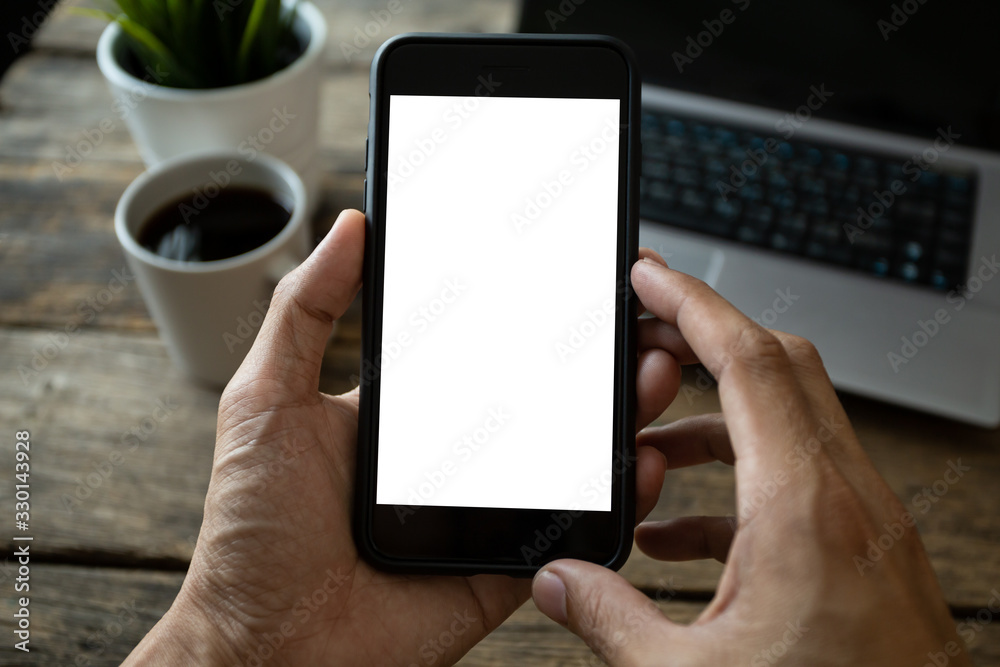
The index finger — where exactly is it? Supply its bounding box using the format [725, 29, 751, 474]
[630, 259, 815, 476]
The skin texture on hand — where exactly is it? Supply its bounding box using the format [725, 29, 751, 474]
[531, 254, 972, 666]
[123, 210, 677, 666]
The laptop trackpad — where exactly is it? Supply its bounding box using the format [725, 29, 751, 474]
[638, 222, 726, 287]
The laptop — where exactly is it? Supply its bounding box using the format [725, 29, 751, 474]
[520, 0, 1000, 427]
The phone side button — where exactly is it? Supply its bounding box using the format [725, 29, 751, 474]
[362, 178, 367, 212]
[364, 137, 369, 171]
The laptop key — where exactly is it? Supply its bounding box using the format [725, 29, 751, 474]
[679, 188, 709, 216]
[673, 166, 701, 187]
[736, 225, 767, 245]
[800, 195, 830, 217]
[938, 226, 969, 248]
[643, 160, 669, 180]
[769, 230, 804, 252]
[770, 189, 797, 210]
[646, 180, 677, 208]
[713, 197, 742, 221]
[894, 260, 924, 283]
[745, 203, 774, 227]
[902, 239, 925, 262]
[940, 206, 972, 229]
[776, 211, 808, 233]
[860, 256, 892, 277]
[895, 199, 936, 227]
[827, 242, 855, 264]
[742, 183, 765, 201]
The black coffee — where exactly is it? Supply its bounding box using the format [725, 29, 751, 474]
[138, 186, 292, 262]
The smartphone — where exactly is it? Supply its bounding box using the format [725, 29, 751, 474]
[355, 33, 640, 575]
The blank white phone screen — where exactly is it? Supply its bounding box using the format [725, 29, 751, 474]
[376, 95, 620, 511]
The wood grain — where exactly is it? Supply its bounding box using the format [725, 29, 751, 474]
[1, 565, 998, 666]
[0, 320, 364, 566]
[0, 565, 182, 667]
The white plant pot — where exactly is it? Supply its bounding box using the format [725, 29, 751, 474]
[96, 2, 326, 213]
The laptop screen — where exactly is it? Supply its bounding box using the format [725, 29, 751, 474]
[519, 0, 1000, 151]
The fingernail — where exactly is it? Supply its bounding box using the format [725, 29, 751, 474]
[319, 209, 358, 247]
[316, 211, 347, 249]
[533, 570, 568, 625]
[646, 252, 669, 267]
[639, 257, 665, 269]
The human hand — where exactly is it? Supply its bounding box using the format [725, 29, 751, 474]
[124, 211, 679, 666]
[531, 254, 971, 666]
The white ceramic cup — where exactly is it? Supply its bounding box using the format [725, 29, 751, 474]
[115, 151, 310, 387]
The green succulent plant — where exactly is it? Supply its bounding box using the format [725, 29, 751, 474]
[81, 0, 302, 89]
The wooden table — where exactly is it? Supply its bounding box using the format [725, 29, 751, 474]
[1, 1, 998, 664]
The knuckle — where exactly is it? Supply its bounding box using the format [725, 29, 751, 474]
[715, 322, 787, 378]
[574, 590, 627, 662]
[270, 268, 335, 327]
[782, 334, 824, 368]
[678, 272, 713, 296]
[270, 267, 302, 307]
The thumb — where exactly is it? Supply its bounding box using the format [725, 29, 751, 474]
[532, 560, 676, 665]
[237, 208, 365, 399]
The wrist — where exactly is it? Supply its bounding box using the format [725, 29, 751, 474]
[123, 586, 249, 667]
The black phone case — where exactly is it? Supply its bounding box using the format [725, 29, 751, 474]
[355, 33, 641, 575]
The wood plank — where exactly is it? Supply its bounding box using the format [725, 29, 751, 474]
[30, 0, 520, 68]
[0, 330, 216, 564]
[1, 564, 997, 666]
[0, 565, 182, 667]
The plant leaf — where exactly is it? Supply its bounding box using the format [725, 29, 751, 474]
[237, 0, 271, 83]
[115, 15, 200, 87]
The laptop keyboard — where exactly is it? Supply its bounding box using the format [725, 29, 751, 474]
[639, 110, 978, 291]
